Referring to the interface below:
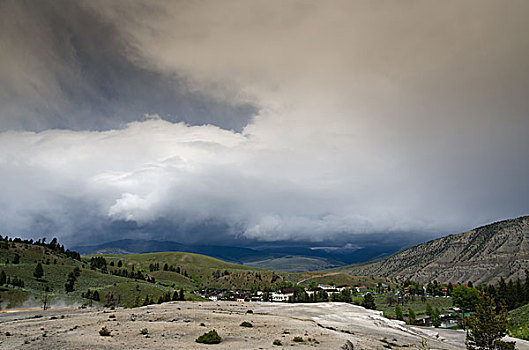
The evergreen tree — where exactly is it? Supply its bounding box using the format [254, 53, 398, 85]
[408, 308, 416, 325]
[362, 293, 376, 310]
[525, 270, 529, 304]
[395, 306, 404, 321]
[179, 288, 185, 301]
[514, 278, 524, 308]
[497, 278, 508, 308]
[425, 303, 433, 316]
[506, 280, 516, 310]
[33, 263, 44, 279]
[0, 270, 6, 285]
[465, 293, 515, 350]
[12, 253, 20, 264]
[431, 307, 441, 327]
[65, 271, 76, 293]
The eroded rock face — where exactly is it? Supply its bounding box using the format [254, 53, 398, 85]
[348, 216, 529, 284]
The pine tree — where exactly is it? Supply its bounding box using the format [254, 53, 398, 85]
[179, 288, 185, 301]
[408, 308, 416, 325]
[362, 293, 376, 310]
[395, 306, 404, 321]
[515, 278, 524, 308]
[425, 303, 433, 316]
[506, 279, 516, 310]
[465, 293, 515, 350]
[431, 307, 441, 327]
[33, 263, 44, 279]
[432, 307, 441, 327]
[524, 270, 529, 304]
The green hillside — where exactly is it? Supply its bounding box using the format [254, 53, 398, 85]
[509, 303, 529, 340]
[0, 238, 179, 309]
[1, 236, 387, 310]
[99, 251, 290, 291]
[0, 237, 293, 309]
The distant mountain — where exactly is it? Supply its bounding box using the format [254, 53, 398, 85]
[73, 239, 260, 263]
[343, 216, 529, 284]
[73, 238, 403, 272]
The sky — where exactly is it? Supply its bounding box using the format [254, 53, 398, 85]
[0, 0, 528, 246]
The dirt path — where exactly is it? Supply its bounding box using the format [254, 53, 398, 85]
[295, 272, 340, 285]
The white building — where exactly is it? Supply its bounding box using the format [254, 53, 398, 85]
[271, 291, 293, 302]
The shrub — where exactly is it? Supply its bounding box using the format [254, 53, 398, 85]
[99, 327, 111, 336]
[196, 330, 222, 344]
[273, 339, 282, 346]
[240, 321, 253, 328]
[246, 309, 253, 314]
[140, 328, 149, 335]
[293, 336, 303, 342]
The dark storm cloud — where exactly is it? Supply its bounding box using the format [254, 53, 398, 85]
[0, 0, 256, 131]
[0, 0, 528, 245]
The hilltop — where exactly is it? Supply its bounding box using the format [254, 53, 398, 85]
[341, 216, 529, 284]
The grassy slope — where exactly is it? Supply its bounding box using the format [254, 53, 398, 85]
[101, 252, 290, 291]
[2, 241, 388, 309]
[509, 304, 529, 340]
[0, 242, 179, 309]
[372, 295, 452, 318]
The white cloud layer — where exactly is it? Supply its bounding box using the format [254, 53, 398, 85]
[0, 109, 527, 243]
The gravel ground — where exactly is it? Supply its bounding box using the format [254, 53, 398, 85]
[1, 301, 528, 349]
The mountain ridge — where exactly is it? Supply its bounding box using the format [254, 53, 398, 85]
[73, 238, 402, 272]
[342, 215, 529, 284]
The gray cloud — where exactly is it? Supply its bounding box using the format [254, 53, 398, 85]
[0, 1, 528, 245]
[0, 0, 256, 131]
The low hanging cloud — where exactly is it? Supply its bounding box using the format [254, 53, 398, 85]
[0, 1, 528, 244]
[1, 112, 527, 244]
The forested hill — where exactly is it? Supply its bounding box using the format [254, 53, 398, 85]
[342, 216, 529, 284]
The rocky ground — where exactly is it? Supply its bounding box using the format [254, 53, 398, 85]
[1, 301, 528, 349]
